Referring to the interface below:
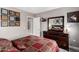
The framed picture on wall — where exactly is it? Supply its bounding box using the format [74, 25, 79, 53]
[15, 21, 20, 26]
[9, 10, 15, 16]
[2, 15, 8, 20]
[0, 8, 20, 27]
[67, 11, 79, 23]
[15, 12, 20, 16]
[1, 8, 8, 15]
[1, 21, 8, 27]
[9, 21, 15, 26]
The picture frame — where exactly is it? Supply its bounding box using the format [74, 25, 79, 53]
[0, 8, 20, 27]
[48, 16, 64, 30]
[1, 8, 8, 15]
[15, 12, 20, 16]
[9, 16, 15, 21]
[2, 15, 8, 20]
[9, 21, 15, 26]
[9, 10, 15, 16]
[1, 21, 8, 27]
[15, 21, 20, 26]
[67, 11, 79, 23]
[15, 16, 20, 21]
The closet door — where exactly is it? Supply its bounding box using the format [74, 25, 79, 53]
[33, 17, 40, 36]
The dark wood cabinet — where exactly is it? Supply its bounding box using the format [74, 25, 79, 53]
[43, 30, 69, 51]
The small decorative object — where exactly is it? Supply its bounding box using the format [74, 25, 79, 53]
[67, 11, 79, 22]
[41, 18, 46, 22]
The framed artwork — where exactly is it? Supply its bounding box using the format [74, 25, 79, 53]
[2, 15, 8, 20]
[9, 11, 20, 26]
[9, 16, 15, 26]
[1, 21, 8, 27]
[9, 10, 15, 16]
[9, 16, 15, 21]
[9, 21, 15, 26]
[1, 8, 8, 15]
[0, 8, 20, 27]
[15, 21, 20, 26]
[15, 16, 20, 21]
[15, 12, 20, 16]
[67, 11, 79, 23]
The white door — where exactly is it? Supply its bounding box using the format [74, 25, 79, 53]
[33, 17, 40, 37]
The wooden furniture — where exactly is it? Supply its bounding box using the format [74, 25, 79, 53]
[43, 30, 69, 51]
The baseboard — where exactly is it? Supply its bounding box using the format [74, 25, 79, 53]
[69, 45, 79, 52]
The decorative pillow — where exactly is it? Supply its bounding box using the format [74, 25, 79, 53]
[0, 38, 19, 52]
[12, 40, 25, 51]
[22, 35, 59, 52]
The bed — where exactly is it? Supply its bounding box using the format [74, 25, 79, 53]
[12, 35, 59, 52]
[0, 35, 67, 52]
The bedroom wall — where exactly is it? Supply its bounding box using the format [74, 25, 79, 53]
[0, 7, 34, 40]
[35, 7, 79, 48]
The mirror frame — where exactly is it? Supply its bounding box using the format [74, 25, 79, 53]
[48, 16, 64, 31]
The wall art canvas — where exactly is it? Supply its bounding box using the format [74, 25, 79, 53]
[67, 11, 79, 22]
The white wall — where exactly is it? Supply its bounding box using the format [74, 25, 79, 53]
[36, 7, 79, 47]
[0, 7, 34, 40]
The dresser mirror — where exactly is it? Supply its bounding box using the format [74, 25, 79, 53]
[48, 16, 64, 31]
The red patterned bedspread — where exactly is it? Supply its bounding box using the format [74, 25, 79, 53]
[13, 35, 59, 52]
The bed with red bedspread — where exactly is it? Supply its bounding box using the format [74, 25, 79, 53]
[0, 38, 19, 52]
[12, 35, 59, 52]
[0, 35, 59, 52]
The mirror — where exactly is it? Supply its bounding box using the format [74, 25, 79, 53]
[48, 16, 64, 31]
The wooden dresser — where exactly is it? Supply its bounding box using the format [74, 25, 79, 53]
[43, 30, 69, 51]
